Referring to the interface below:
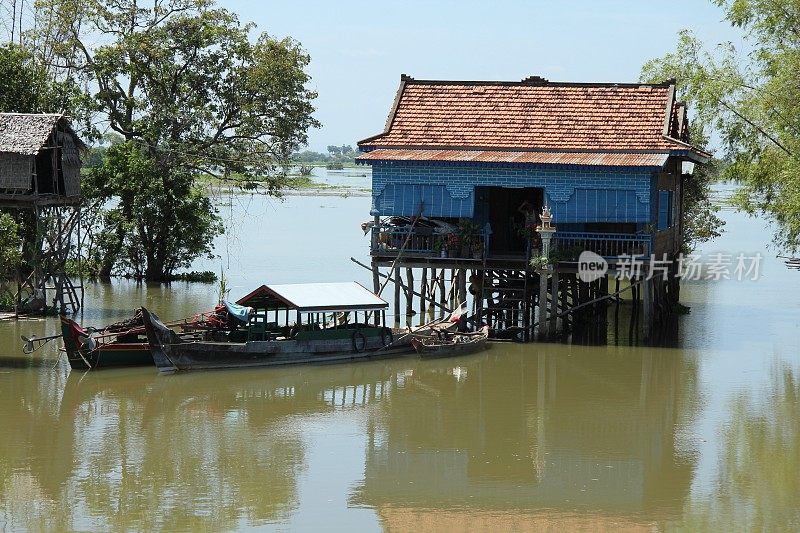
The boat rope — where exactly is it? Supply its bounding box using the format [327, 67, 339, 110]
[77, 347, 93, 370]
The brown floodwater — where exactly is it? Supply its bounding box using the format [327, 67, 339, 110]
[0, 190, 798, 531]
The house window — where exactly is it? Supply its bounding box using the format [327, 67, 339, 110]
[657, 190, 673, 230]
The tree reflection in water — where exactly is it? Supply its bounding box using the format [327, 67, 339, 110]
[676, 365, 800, 531]
[0, 367, 309, 531]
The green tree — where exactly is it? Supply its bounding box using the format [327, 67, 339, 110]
[0, 43, 79, 113]
[641, 38, 726, 252]
[36, 0, 319, 280]
[643, 1, 800, 253]
[85, 142, 222, 280]
[0, 213, 22, 280]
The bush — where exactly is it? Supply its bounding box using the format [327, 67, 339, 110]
[0, 212, 21, 279]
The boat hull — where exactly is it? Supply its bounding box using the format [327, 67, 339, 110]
[142, 308, 414, 372]
[66, 343, 153, 370]
[61, 316, 155, 370]
[411, 327, 490, 358]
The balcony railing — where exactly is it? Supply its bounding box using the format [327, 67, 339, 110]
[370, 225, 651, 262]
[552, 231, 652, 259]
[370, 224, 487, 260]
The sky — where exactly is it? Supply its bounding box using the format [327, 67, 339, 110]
[221, 0, 745, 152]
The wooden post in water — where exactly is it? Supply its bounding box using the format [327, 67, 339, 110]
[642, 273, 652, 339]
[405, 268, 414, 326]
[428, 269, 438, 321]
[439, 269, 446, 319]
[448, 269, 456, 308]
[598, 275, 609, 344]
[628, 281, 636, 345]
[393, 268, 401, 327]
[419, 268, 427, 326]
[577, 276, 589, 329]
[549, 270, 559, 334]
[457, 268, 467, 308]
[538, 271, 548, 339]
[613, 275, 621, 343]
[570, 275, 579, 326]
[560, 273, 570, 332]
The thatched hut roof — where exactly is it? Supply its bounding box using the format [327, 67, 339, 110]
[0, 113, 85, 155]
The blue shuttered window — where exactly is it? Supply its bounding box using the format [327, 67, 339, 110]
[561, 188, 646, 223]
[375, 184, 474, 218]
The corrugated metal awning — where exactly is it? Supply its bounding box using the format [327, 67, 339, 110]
[357, 149, 670, 167]
[237, 282, 388, 312]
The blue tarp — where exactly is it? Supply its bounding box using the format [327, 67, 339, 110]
[224, 300, 254, 324]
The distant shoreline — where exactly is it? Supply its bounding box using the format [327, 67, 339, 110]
[204, 183, 371, 198]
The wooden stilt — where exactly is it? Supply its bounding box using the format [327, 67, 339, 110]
[457, 268, 467, 306]
[371, 264, 381, 327]
[570, 275, 579, 326]
[439, 269, 446, 319]
[642, 274, 652, 339]
[614, 276, 621, 344]
[449, 269, 457, 308]
[577, 277, 589, 329]
[538, 272, 548, 339]
[405, 268, 414, 325]
[419, 268, 427, 326]
[393, 268, 401, 326]
[560, 273, 570, 332]
[550, 270, 559, 334]
[629, 280, 638, 345]
[598, 276, 609, 344]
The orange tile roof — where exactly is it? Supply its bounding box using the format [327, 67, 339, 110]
[357, 149, 669, 167]
[359, 77, 708, 160]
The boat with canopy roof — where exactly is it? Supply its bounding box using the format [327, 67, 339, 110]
[142, 281, 419, 372]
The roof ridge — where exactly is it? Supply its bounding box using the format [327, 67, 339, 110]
[0, 112, 64, 117]
[397, 74, 674, 88]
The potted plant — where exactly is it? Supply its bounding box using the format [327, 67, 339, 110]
[517, 221, 542, 252]
[433, 236, 447, 258]
[446, 233, 461, 257]
[457, 219, 479, 257]
[472, 241, 483, 259]
[529, 255, 549, 271]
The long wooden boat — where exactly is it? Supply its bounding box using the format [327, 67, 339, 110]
[59, 306, 229, 370]
[142, 282, 417, 373]
[411, 325, 490, 358]
[60, 315, 154, 370]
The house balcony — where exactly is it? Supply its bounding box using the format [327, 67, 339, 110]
[369, 224, 657, 266]
[370, 224, 488, 263]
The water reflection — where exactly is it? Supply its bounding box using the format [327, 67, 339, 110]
[675, 364, 800, 531]
[0, 344, 700, 530]
[0, 368, 312, 530]
[352, 344, 699, 529]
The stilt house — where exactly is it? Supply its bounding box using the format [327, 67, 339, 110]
[0, 113, 84, 313]
[356, 76, 710, 341]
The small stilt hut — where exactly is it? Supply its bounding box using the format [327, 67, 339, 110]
[0, 113, 84, 314]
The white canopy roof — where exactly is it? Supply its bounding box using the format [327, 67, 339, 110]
[237, 281, 388, 312]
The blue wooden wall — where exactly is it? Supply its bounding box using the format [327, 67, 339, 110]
[366, 161, 661, 224]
